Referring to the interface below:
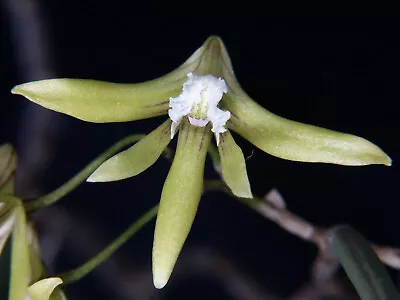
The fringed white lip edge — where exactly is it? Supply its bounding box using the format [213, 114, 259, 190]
[168, 72, 230, 145]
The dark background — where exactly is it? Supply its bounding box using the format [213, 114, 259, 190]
[1, 9, 399, 300]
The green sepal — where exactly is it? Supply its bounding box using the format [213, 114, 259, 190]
[218, 130, 252, 198]
[12, 78, 175, 122]
[11, 38, 221, 124]
[224, 93, 391, 166]
[27, 278, 63, 300]
[87, 120, 172, 182]
[202, 37, 391, 167]
[152, 120, 211, 289]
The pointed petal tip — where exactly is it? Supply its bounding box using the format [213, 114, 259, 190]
[86, 169, 105, 182]
[153, 272, 169, 289]
[11, 85, 24, 95]
[86, 174, 97, 182]
[202, 35, 225, 55]
[361, 139, 392, 167]
[230, 183, 253, 199]
[152, 249, 173, 290]
[206, 35, 223, 43]
[383, 154, 392, 166]
[355, 144, 392, 167]
[86, 170, 116, 182]
[235, 190, 253, 199]
[86, 168, 117, 182]
[10, 86, 18, 94]
[11, 82, 36, 96]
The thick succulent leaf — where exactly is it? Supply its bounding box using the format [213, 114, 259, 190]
[0, 143, 17, 193]
[27, 277, 63, 300]
[224, 93, 391, 166]
[9, 204, 29, 300]
[218, 130, 252, 198]
[153, 121, 211, 289]
[11, 38, 222, 124]
[87, 120, 172, 182]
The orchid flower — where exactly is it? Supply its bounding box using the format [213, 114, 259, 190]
[12, 36, 391, 289]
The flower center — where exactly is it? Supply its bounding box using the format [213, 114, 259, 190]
[168, 73, 230, 145]
[189, 87, 209, 120]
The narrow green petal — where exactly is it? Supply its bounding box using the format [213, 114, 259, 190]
[218, 130, 252, 198]
[9, 204, 29, 300]
[224, 93, 391, 166]
[153, 120, 211, 289]
[27, 277, 63, 300]
[87, 120, 172, 182]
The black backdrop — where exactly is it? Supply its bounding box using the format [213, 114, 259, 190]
[1, 11, 399, 300]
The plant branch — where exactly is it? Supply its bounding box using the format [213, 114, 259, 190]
[24, 134, 145, 212]
[58, 205, 158, 285]
[204, 180, 400, 275]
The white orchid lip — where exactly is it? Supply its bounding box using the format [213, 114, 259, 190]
[168, 72, 230, 145]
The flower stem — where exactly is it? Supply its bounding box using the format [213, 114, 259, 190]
[59, 205, 159, 285]
[24, 134, 145, 212]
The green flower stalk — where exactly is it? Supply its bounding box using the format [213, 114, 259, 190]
[12, 36, 391, 289]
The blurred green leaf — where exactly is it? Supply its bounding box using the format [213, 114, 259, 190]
[328, 225, 400, 300]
